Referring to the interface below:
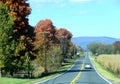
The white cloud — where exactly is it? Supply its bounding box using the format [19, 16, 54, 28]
[28, 0, 67, 8]
[29, 0, 64, 4]
[70, 0, 92, 3]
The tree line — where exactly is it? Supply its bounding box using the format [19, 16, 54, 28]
[0, 0, 79, 78]
[87, 41, 120, 55]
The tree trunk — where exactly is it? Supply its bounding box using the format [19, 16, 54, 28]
[10, 71, 14, 77]
[0, 68, 1, 77]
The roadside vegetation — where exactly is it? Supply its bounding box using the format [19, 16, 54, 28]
[87, 41, 120, 55]
[0, 55, 82, 84]
[97, 54, 120, 77]
[91, 55, 120, 83]
[88, 42, 120, 83]
[0, 0, 83, 79]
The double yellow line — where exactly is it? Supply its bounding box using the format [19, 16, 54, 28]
[70, 61, 84, 84]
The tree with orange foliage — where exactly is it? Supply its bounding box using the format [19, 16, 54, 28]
[55, 28, 72, 60]
[34, 19, 57, 74]
[34, 19, 57, 56]
[0, 0, 34, 77]
[0, 0, 31, 30]
[34, 19, 74, 74]
[55, 28, 72, 40]
[34, 19, 56, 43]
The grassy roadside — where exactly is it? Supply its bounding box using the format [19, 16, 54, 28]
[90, 55, 120, 84]
[0, 56, 80, 84]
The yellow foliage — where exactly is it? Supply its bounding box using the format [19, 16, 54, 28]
[97, 54, 120, 75]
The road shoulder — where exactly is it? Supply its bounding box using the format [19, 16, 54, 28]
[90, 56, 120, 84]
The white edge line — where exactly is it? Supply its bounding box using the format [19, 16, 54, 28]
[89, 56, 112, 84]
[34, 59, 79, 84]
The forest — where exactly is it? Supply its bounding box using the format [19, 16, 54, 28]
[0, 0, 81, 78]
[87, 41, 120, 55]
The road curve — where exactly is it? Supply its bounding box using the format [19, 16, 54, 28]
[35, 52, 111, 84]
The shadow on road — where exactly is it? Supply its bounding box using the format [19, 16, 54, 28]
[66, 69, 95, 73]
[76, 81, 103, 84]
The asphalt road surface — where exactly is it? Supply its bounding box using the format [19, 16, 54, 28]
[75, 53, 110, 84]
[35, 52, 111, 84]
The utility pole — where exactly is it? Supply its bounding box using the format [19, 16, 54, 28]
[74, 44, 76, 57]
[0, 68, 1, 78]
[39, 31, 49, 74]
[58, 35, 66, 62]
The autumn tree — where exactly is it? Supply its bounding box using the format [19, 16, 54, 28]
[34, 19, 73, 74]
[67, 42, 76, 58]
[34, 19, 57, 74]
[0, 0, 34, 77]
[0, 0, 34, 57]
[55, 28, 72, 40]
[55, 28, 72, 59]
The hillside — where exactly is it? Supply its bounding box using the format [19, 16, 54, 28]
[71, 36, 120, 49]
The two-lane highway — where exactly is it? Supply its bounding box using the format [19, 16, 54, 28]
[35, 52, 111, 84]
[36, 56, 84, 84]
[75, 54, 110, 84]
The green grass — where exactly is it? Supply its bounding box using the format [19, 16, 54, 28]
[0, 77, 31, 84]
[0, 57, 78, 84]
[91, 56, 120, 84]
[0, 74, 59, 84]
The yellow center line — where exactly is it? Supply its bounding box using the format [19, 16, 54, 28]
[70, 61, 84, 84]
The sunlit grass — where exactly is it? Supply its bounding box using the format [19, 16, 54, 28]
[91, 55, 120, 84]
[97, 54, 120, 76]
[0, 77, 31, 84]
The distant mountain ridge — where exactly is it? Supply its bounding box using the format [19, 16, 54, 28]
[71, 36, 120, 49]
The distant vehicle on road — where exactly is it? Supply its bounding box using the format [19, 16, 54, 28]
[84, 64, 92, 69]
[76, 52, 80, 56]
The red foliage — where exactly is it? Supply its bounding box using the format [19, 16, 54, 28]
[34, 19, 56, 44]
[35, 19, 54, 33]
[55, 28, 72, 40]
[0, 0, 35, 60]
[0, 0, 31, 34]
[34, 19, 73, 48]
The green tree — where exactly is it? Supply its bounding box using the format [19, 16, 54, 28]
[88, 42, 113, 55]
[113, 41, 120, 54]
[46, 45, 62, 72]
[103, 44, 112, 54]
[87, 42, 99, 55]
[96, 43, 105, 55]
[0, 2, 14, 76]
[0, 1, 34, 77]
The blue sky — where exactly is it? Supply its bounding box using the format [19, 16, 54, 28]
[28, 0, 120, 38]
